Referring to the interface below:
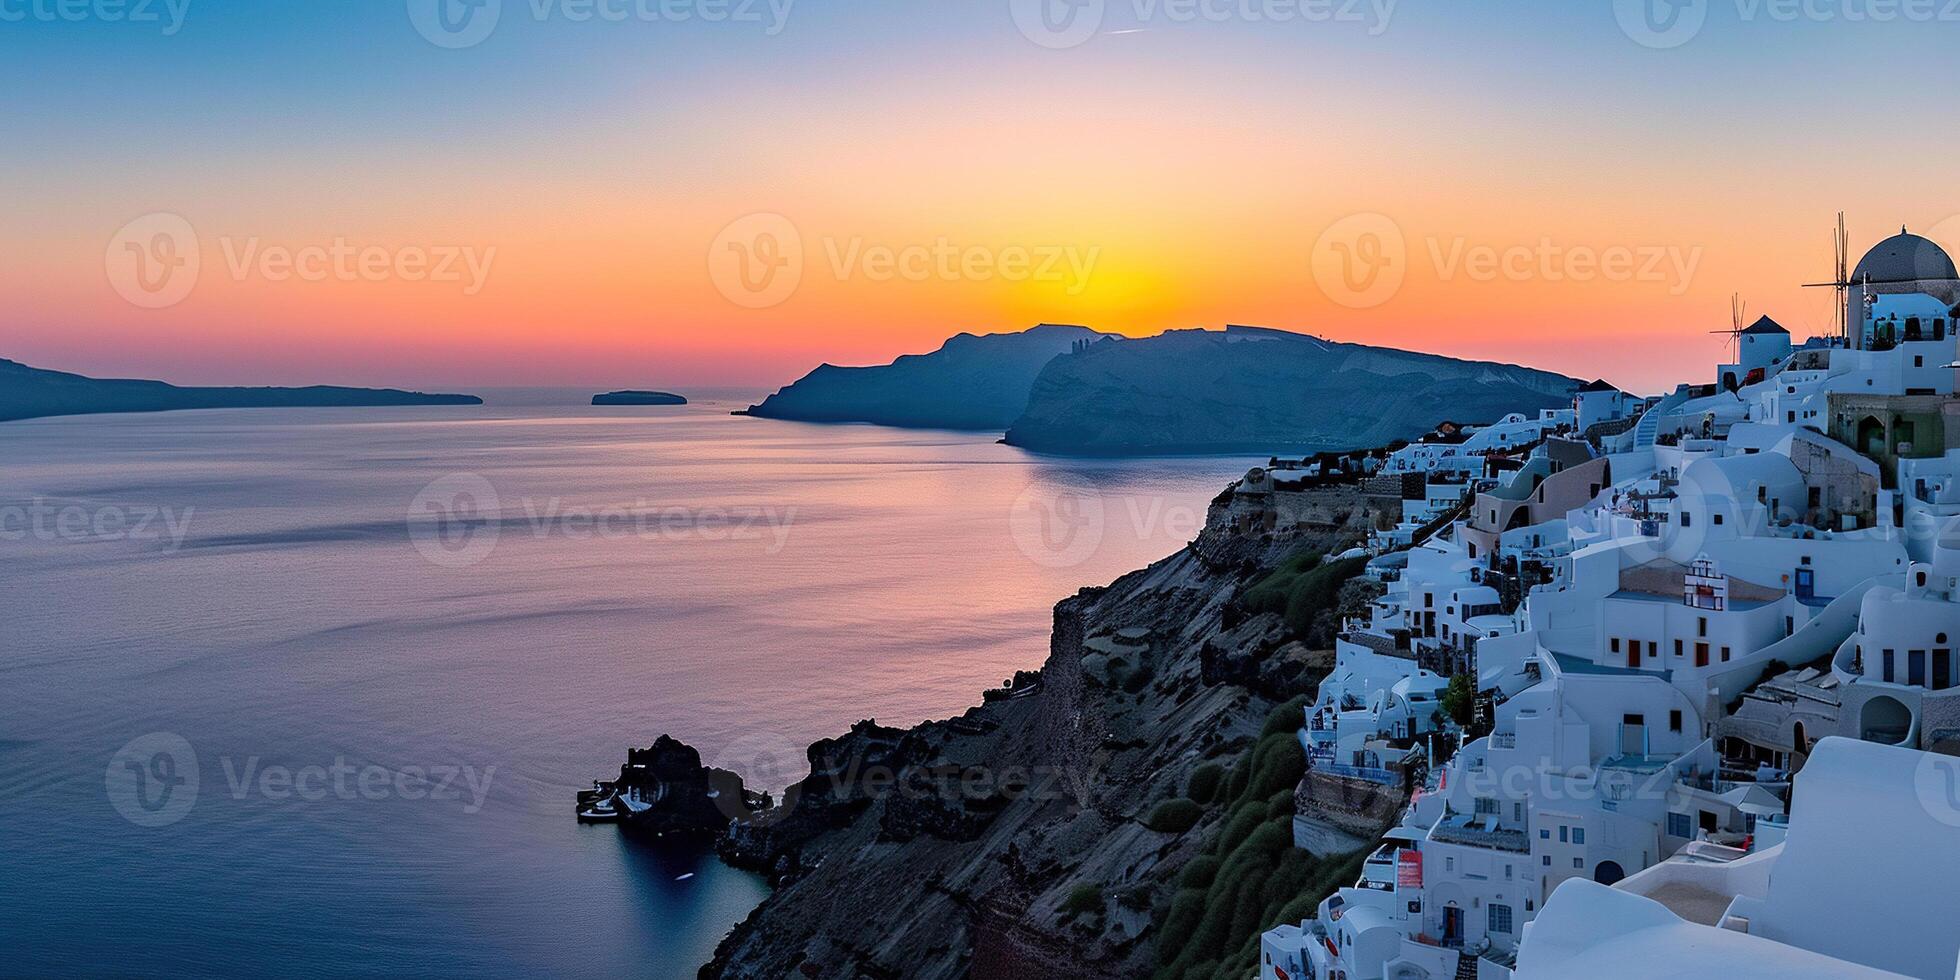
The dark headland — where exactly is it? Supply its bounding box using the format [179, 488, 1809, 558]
[592, 390, 688, 406]
[0, 358, 481, 424]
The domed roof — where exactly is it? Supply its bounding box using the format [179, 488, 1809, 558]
[1853, 229, 1958, 284]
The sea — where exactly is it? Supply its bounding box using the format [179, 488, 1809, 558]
[0, 388, 1260, 978]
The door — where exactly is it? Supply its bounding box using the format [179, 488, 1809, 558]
[1935, 650, 1952, 691]
[1442, 907, 1463, 945]
[1695, 642, 1710, 667]
[1794, 568, 1814, 600]
[1627, 637, 1641, 669]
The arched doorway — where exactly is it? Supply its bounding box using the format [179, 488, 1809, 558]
[1860, 695, 1912, 745]
[1857, 416, 1887, 457]
[1593, 861, 1626, 886]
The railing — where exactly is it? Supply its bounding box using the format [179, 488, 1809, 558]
[1319, 762, 1400, 785]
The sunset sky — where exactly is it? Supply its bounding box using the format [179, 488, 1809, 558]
[5, 2, 1959, 394]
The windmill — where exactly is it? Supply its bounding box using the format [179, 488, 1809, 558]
[1803, 212, 1867, 346]
[1710, 292, 1748, 360]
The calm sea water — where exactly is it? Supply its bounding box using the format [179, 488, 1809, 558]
[0, 389, 1258, 978]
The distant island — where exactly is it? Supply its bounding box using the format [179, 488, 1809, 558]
[593, 390, 687, 406]
[1003, 325, 1580, 455]
[0, 358, 482, 424]
[738, 324, 1110, 430]
[739, 323, 1579, 455]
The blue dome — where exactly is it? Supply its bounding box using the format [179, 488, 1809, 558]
[1854, 232, 1958, 284]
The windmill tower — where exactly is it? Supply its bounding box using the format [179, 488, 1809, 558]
[1834, 211, 1850, 344]
[1711, 293, 1748, 359]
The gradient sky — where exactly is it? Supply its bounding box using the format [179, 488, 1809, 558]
[5, 1, 1960, 393]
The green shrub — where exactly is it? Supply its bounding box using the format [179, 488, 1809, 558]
[1185, 763, 1225, 804]
[1146, 798, 1205, 834]
[1179, 855, 1221, 889]
[1240, 551, 1371, 642]
[1152, 712, 1372, 980]
[1062, 883, 1104, 916]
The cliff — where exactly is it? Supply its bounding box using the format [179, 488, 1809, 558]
[1003, 326, 1580, 456]
[696, 479, 1401, 979]
[0, 358, 481, 423]
[739, 325, 1110, 431]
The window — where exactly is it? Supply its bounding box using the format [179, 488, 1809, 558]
[1884, 649, 1896, 683]
[1559, 826, 1568, 843]
[1668, 812, 1692, 838]
[1489, 904, 1513, 934]
[1527, 899, 1535, 912]
[1476, 797, 1498, 817]
[1674, 639, 1683, 658]
[1721, 645, 1731, 662]
[1446, 857, 1454, 872]
[1573, 857, 1584, 869]
[1713, 513, 1724, 526]
[1539, 829, 1550, 840]
[1573, 828, 1586, 845]
[1681, 512, 1692, 528]
[1504, 864, 1513, 880]
[1669, 710, 1682, 732]
[1542, 855, 1551, 866]
[1698, 618, 1708, 638]
[1610, 638, 1620, 653]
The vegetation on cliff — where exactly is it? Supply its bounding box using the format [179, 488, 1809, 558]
[1238, 551, 1374, 643]
[1151, 697, 1368, 980]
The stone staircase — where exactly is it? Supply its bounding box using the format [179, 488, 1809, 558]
[1633, 385, 1690, 449]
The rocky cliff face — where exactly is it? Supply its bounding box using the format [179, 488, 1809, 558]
[1003, 327, 1579, 456]
[739, 325, 1110, 431]
[698, 482, 1394, 979]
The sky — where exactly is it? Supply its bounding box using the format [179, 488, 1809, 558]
[4, 1, 1960, 394]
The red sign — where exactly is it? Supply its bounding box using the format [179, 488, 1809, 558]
[1397, 849, 1424, 888]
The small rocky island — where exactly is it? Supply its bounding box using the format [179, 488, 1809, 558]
[592, 390, 687, 406]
